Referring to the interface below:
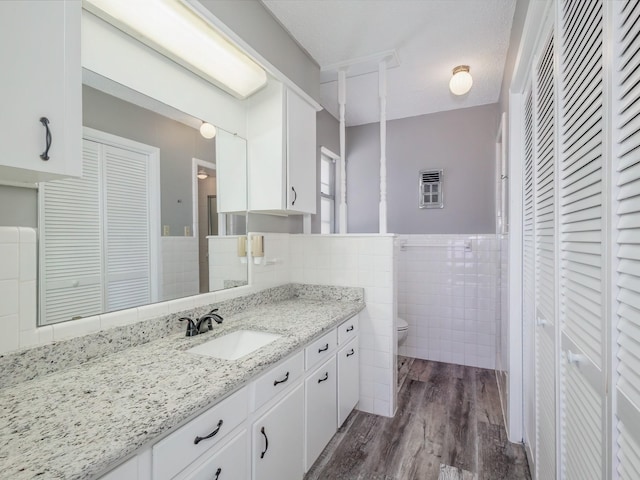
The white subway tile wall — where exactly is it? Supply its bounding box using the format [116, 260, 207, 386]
[248, 233, 291, 289]
[289, 234, 396, 418]
[208, 236, 248, 291]
[397, 234, 501, 370]
[161, 237, 199, 301]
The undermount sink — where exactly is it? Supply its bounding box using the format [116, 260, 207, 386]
[186, 330, 282, 360]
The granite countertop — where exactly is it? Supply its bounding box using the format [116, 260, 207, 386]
[0, 287, 364, 480]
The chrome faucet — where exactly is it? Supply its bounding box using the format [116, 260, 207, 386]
[179, 309, 224, 337]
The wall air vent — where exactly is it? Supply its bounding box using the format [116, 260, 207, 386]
[419, 169, 443, 209]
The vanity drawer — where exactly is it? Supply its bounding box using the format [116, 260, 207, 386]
[337, 314, 359, 345]
[152, 387, 249, 480]
[305, 329, 337, 370]
[178, 430, 247, 480]
[252, 350, 304, 411]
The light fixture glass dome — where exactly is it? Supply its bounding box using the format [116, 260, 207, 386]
[199, 122, 217, 139]
[449, 65, 473, 95]
[197, 170, 208, 180]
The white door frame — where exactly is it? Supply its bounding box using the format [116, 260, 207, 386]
[82, 126, 161, 303]
[192, 158, 216, 241]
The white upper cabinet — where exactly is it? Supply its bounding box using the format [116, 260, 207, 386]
[247, 81, 317, 215]
[0, 0, 81, 185]
[216, 130, 248, 214]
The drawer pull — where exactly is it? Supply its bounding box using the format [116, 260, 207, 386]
[273, 371, 289, 386]
[39, 117, 52, 161]
[194, 419, 223, 445]
[260, 427, 269, 458]
[318, 344, 329, 353]
[346, 325, 354, 332]
[346, 349, 355, 357]
[318, 372, 329, 383]
[214, 467, 222, 480]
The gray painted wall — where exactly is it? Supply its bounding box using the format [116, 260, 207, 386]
[199, 0, 320, 102]
[347, 103, 499, 234]
[0, 185, 37, 227]
[83, 85, 216, 236]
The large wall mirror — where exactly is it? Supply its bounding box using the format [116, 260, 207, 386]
[36, 9, 252, 326]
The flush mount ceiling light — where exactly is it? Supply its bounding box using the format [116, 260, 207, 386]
[83, 0, 267, 99]
[197, 169, 208, 180]
[449, 65, 473, 96]
[199, 121, 217, 139]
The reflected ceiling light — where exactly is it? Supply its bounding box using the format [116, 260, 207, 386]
[83, 0, 268, 99]
[197, 169, 208, 180]
[199, 122, 217, 139]
[449, 65, 473, 95]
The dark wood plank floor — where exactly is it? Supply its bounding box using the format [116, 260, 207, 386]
[305, 358, 531, 480]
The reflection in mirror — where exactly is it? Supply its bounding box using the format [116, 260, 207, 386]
[37, 73, 248, 326]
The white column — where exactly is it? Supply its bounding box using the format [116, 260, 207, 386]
[338, 69, 348, 234]
[379, 59, 387, 234]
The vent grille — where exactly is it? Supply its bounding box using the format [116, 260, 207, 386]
[419, 169, 443, 209]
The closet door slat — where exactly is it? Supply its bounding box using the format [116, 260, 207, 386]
[616, 2, 640, 477]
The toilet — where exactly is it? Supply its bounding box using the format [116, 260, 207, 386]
[397, 317, 409, 345]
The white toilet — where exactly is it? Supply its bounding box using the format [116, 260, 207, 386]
[397, 317, 409, 345]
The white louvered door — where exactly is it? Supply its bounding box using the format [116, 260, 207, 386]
[40, 140, 104, 324]
[614, 1, 640, 477]
[557, 1, 607, 479]
[522, 86, 537, 476]
[533, 29, 557, 480]
[103, 145, 151, 312]
[40, 138, 153, 323]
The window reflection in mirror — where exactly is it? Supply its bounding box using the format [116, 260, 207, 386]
[37, 75, 248, 326]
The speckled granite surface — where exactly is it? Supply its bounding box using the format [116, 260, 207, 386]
[0, 284, 364, 480]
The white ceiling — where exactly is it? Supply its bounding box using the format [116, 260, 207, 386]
[261, 0, 517, 126]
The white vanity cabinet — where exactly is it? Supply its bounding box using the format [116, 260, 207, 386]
[252, 384, 305, 480]
[177, 430, 247, 480]
[152, 387, 249, 480]
[247, 82, 317, 215]
[337, 337, 360, 427]
[304, 357, 337, 471]
[0, 0, 81, 185]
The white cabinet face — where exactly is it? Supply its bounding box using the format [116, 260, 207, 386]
[216, 130, 247, 214]
[337, 338, 360, 427]
[286, 89, 316, 215]
[0, 0, 81, 183]
[180, 430, 247, 480]
[305, 356, 337, 471]
[252, 384, 304, 480]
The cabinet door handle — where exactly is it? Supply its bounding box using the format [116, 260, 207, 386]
[346, 325, 354, 332]
[214, 467, 222, 480]
[39, 117, 52, 161]
[346, 349, 355, 357]
[318, 372, 329, 383]
[273, 371, 289, 386]
[260, 427, 269, 458]
[193, 419, 223, 445]
[318, 343, 329, 353]
[291, 186, 297, 206]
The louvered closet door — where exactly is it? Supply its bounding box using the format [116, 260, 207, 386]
[558, 1, 607, 479]
[533, 30, 557, 480]
[522, 86, 537, 475]
[615, 1, 640, 477]
[40, 140, 103, 324]
[103, 145, 151, 312]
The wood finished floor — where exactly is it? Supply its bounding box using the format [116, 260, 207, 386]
[305, 358, 531, 480]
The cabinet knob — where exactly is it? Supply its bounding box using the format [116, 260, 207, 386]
[39, 117, 52, 161]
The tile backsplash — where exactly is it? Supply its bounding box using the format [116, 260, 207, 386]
[0, 227, 37, 353]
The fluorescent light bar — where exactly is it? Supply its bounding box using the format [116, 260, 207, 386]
[83, 0, 267, 99]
